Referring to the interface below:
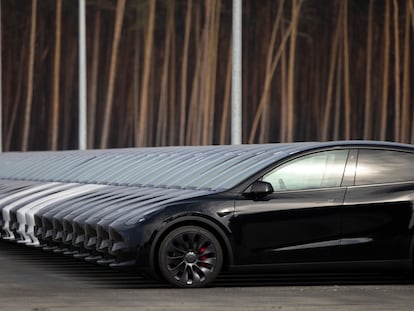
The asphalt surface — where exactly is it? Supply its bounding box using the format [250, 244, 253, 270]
[1, 240, 414, 311]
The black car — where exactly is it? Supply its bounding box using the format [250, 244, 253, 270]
[1, 141, 414, 287]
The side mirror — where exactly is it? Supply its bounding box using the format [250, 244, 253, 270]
[244, 181, 274, 199]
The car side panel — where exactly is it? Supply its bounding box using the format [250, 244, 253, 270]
[341, 182, 414, 261]
[231, 188, 346, 265]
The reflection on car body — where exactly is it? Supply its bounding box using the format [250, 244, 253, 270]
[1, 141, 414, 287]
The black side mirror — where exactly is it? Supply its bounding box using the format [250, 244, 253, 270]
[244, 181, 274, 199]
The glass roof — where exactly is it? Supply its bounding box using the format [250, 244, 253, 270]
[0, 143, 322, 191]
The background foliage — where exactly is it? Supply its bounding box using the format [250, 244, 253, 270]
[2, 0, 414, 150]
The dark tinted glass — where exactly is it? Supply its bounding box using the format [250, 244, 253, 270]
[355, 149, 414, 185]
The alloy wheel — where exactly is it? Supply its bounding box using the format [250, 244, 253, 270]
[158, 226, 223, 288]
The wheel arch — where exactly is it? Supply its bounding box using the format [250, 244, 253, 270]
[149, 215, 234, 276]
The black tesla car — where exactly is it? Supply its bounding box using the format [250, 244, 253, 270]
[1, 141, 414, 287]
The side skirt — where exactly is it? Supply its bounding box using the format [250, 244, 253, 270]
[228, 259, 412, 273]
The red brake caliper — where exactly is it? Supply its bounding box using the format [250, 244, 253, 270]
[199, 246, 208, 261]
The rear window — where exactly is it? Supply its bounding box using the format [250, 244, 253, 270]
[355, 149, 414, 185]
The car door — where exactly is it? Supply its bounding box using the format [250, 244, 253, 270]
[231, 149, 350, 266]
[341, 148, 414, 262]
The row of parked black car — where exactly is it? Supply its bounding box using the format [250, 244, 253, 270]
[1, 141, 414, 287]
[0, 144, 277, 287]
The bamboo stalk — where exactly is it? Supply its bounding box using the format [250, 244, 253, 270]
[100, 0, 126, 148]
[21, 0, 37, 151]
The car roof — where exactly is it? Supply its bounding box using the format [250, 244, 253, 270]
[0, 141, 412, 192]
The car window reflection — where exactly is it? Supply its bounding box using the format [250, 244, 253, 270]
[355, 150, 414, 185]
[263, 150, 349, 191]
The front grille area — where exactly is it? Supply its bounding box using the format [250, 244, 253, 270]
[72, 222, 85, 247]
[84, 223, 97, 250]
[52, 219, 63, 242]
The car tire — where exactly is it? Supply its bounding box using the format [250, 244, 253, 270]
[158, 225, 223, 288]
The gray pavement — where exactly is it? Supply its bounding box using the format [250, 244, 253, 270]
[1, 241, 414, 311]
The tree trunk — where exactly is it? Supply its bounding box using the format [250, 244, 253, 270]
[137, 0, 156, 147]
[363, 0, 374, 139]
[380, 0, 390, 141]
[179, 0, 192, 146]
[393, 0, 400, 141]
[248, 0, 284, 143]
[133, 5, 141, 147]
[168, 2, 177, 146]
[156, 0, 173, 146]
[401, 0, 411, 143]
[333, 47, 343, 140]
[100, 0, 126, 148]
[286, 0, 303, 142]
[280, 20, 287, 142]
[342, 0, 351, 139]
[50, 0, 62, 150]
[219, 43, 232, 145]
[322, 3, 341, 141]
[21, 0, 37, 151]
[6, 25, 29, 151]
[88, 5, 101, 149]
[206, 0, 220, 145]
[201, 2, 213, 145]
[186, 4, 201, 145]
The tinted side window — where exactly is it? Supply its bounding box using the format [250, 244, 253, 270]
[355, 149, 414, 185]
[263, 150, 349, 191]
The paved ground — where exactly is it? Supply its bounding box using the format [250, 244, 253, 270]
[1, 240, 414, 311]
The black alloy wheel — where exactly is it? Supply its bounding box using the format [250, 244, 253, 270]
[158, 226, 223, 288]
